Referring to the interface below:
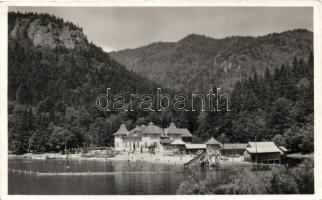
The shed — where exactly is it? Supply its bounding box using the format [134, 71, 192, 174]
[244, 142, 282, 164]
[221, 143, 248, 156]
[205, 137, 222, 154]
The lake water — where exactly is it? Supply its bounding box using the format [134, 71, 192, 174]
[8, 159, 232, 195]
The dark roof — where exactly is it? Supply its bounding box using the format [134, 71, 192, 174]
[179, 128, 193, 138]
[223, 143, 248, 150]
[142, 122, 164, 135]
[113, 124, 129, 136]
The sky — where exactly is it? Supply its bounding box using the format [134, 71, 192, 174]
[9, 7, 313, 52]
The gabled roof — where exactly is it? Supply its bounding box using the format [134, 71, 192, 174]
[166, 123, 181, 135]
[185, 144, 206, 149]
[223, 143, 248, 150]
[179, 128, 193, 138]
[113, 124, 129, 136]
[246, 142, 282, 153]
[142, 122, 164, 135]
[164, 123, 193, 137]
[205, 137, 222, 146]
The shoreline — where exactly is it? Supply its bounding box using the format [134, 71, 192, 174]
[8, 152, 252, 166]
[8, 153, 194, 165]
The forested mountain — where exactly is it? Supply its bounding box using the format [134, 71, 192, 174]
[8, 12, 170, 153]
[110, 30, 312, 92]
[8, 12, 313, 155]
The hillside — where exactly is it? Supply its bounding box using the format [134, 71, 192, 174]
[110, 30, 313, 92]
[8, 12, 164, 106]
[8, 12, 167, 153]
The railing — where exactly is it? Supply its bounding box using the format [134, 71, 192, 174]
[184, 152, 206, 168]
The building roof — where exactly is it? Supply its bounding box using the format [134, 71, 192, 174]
[246, 142, 282, 153]
[185, 144, 206, 149]
[140, 124, 146, 131]
[166, 123, 181, 135]
[179, 128, 193, 138]
[171, 139, 186, 145]
[205, 137, 222, 146]
[129, 125, 143, 135]
[113, 124, 129, 136]
[164, 123, 193, 137]
[223, 143, 248, 150]
[279, 146, 288, 152]
[160, 138, 174, 144]
[142, 122, 164, 135]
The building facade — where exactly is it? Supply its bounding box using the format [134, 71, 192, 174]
[113, 122, 193, 153]
[244, 142, 283, 164]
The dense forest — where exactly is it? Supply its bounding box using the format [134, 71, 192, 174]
[8, 12, 314, 154]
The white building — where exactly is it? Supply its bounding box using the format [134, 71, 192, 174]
[113, 122, 193, 153]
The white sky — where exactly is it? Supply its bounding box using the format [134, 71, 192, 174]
[9, 7, 313, 52]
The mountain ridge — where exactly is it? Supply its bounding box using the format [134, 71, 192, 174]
[110, 29, 313, 92]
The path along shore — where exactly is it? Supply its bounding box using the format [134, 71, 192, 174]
[8, 152, 250, 166]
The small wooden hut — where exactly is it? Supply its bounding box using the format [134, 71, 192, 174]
[204, 137, 222, 155]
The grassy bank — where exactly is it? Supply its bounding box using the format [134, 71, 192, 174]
[176, 159, 314, 194]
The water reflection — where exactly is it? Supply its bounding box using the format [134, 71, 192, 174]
[8, 159, 229, 195]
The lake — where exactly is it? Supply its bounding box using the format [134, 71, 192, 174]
[8, 159, 232, 195]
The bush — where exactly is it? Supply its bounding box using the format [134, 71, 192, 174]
[176, 160, 314, 194]
[270, 167, 299, 194]
[213, 169, 271, 194]
[290, 159, 314, 194]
